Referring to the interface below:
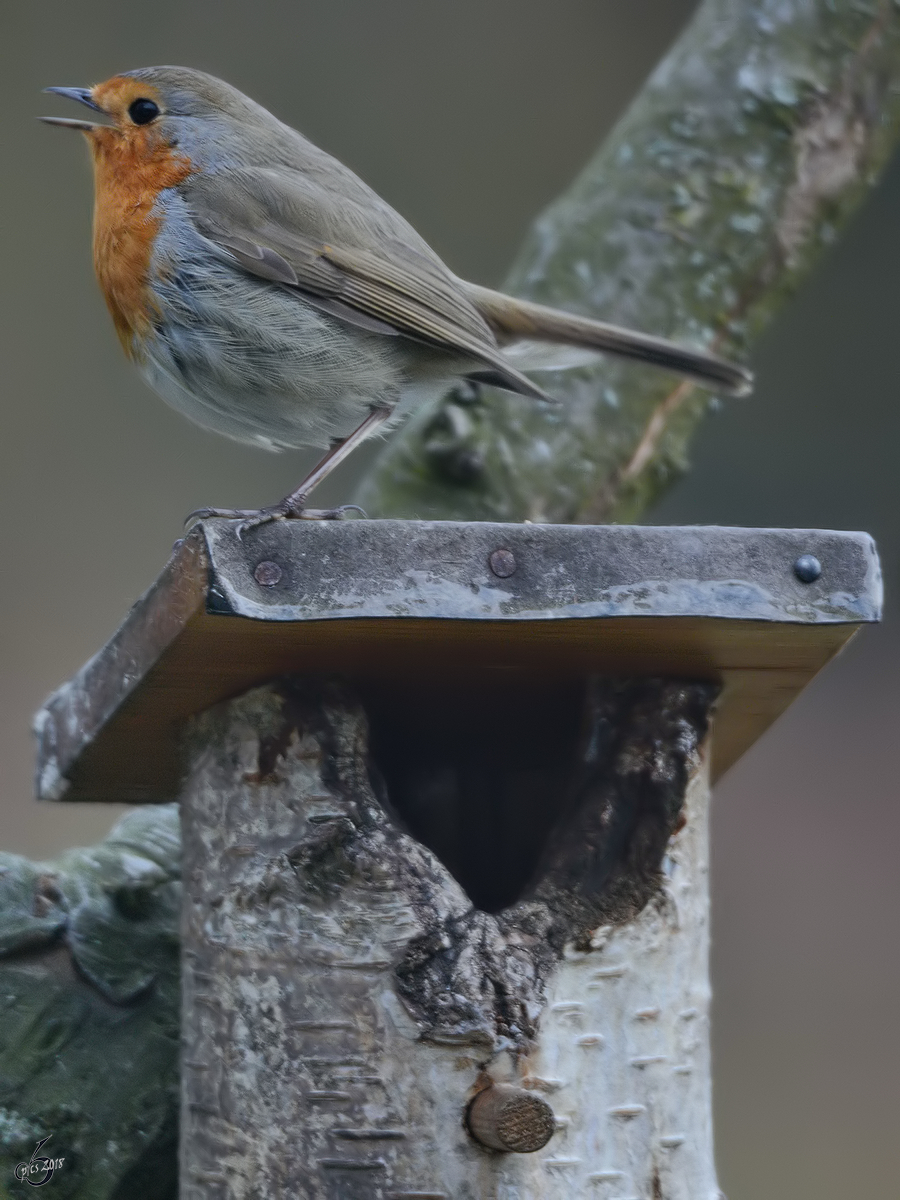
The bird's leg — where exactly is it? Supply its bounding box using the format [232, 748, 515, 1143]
[276, 407, 393, 514]
[186, 407, 393, 532]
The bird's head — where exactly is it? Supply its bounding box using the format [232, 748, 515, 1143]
[41, 66, 294, 170]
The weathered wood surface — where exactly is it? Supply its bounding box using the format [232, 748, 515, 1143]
[34, 520, 879, 805]
[180, 678, 716, 1198]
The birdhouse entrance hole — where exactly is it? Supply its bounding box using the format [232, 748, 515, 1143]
[363, 676, 588, 912]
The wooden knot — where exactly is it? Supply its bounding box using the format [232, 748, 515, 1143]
[466, 1083, 556, 1153]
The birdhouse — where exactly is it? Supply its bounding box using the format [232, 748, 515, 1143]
[34, 519, 880, 1199]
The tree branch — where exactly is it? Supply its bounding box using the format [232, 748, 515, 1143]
[0, 808, 181, 1198]
[357, 0, 900, 524]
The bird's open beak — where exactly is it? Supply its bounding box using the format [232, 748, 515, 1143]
[40, 86, 106, 131]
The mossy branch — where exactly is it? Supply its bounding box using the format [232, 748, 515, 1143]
[356, 0, 900, 524]
[0, 808, 181, 1199]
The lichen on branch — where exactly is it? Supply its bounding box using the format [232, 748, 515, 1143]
[357, 0, 900, 525]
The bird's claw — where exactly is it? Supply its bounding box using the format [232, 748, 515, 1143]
[184, 501, 368, 539]
[326, 504, 368, 519]
[183, 505, 260, 530]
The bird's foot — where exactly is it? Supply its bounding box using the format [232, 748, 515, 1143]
[185, 499, 367, 539]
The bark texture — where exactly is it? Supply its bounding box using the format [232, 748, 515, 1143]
[0, 807, 181, 1200]
[180, 677, 714, 1198]
[357, 0, 900, 525]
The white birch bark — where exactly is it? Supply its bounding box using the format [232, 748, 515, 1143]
[179, 677, 715, 1199]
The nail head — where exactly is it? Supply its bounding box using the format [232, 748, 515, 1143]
[489, 548, 517, 578]
[793, 554, 821, 583]
[254, 560, 283, 587]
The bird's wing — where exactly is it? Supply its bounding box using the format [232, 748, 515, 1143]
[180, 168, 551, 401]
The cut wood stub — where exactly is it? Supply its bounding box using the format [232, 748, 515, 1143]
[180, 674, 717, 1198]
[466, 1083, 557, 1152]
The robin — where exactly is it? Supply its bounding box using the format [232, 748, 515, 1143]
[42, 67, 751, 529]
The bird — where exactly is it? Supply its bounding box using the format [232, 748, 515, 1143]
[42, 67, 752, 529]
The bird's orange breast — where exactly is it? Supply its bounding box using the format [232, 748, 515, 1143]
[88, 128, 194, 357]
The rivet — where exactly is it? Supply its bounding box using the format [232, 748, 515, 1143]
[254, 560, 282, 587]
[466, 1083, 556, 1153]
[489, 548, 517, 578]
[793, 554, 821, 583]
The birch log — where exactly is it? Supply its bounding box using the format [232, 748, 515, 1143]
[180, 677, 716, 1198]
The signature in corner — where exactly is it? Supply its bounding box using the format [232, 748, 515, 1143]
[14, 1136, 65, 1187]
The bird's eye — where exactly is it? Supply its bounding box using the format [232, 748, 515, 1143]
[128, 98, 160, 125]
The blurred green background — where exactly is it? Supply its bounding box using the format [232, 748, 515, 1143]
[1, 2, 897, 1196]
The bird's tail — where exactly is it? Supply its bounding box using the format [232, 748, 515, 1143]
[464, 282, 752, 397]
